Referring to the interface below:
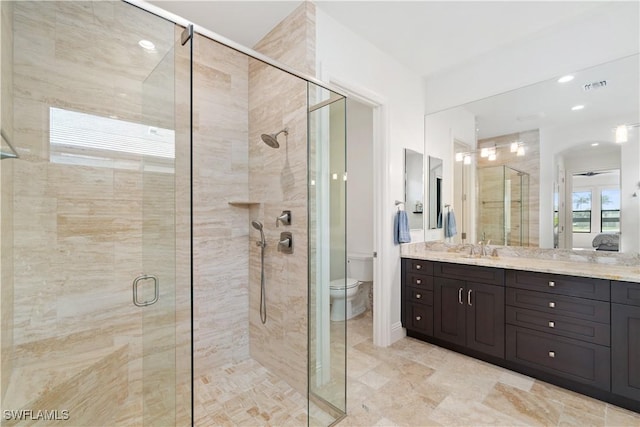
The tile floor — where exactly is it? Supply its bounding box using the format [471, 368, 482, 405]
[340, 311, 640, 426]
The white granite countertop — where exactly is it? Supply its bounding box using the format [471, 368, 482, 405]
[401, 242, 640, 283]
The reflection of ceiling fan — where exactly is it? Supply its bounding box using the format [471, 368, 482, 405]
[575, 171, 604, 177]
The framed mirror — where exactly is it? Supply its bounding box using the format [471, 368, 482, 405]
[404, 148, 424, 230]
[428, 156, 443, 229]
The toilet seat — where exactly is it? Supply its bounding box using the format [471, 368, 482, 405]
[329, 277, 359, 290]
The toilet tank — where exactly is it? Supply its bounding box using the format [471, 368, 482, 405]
[347, 252, 373, 282]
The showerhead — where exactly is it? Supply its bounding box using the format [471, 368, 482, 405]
[260, 128, 288, 149]
[252, 220, 266, 247]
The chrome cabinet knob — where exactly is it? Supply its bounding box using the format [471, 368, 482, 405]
[549, 281, 555, 287]
[549, 351, 555, 358]
[416, 294, 422, 299]
[548, 321, 555, 328]
[416, 279, 422, 284]
[416, 316, 421, 321]
[416, 264, 421, 270]
[549, 302, 555, 308]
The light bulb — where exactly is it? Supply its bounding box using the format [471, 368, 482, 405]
[557, 75, 574, 83]
[455, 152, 464, 162]
[510, 142, 519, 153]
[488, 153, 497, 161]
[480, 148, 489, 158]
[517, 146, 525, 156]
[463, 155, 471, 165]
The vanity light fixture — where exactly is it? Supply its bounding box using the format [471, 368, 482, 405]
[615, 125, 628, 143]
[571, 105, 585, 111]
[516, 146, 525, 156]
[557, 75, 574, 83]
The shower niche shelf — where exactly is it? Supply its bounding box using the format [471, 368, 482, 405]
[228, 200, 261, 207]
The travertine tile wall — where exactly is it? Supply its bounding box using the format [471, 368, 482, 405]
[0, 0, 14, 403]
[5, 2, 184, 425]
[478, 130, 540, 246]
[191, 33, 251, 378]
[248, 1, 315, 396]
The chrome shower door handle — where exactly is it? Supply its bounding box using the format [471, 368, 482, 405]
[133, 274, 159, 307]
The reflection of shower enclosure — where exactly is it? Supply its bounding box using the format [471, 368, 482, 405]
[478, 166, 530, 246]
[0, 2, 346, 426]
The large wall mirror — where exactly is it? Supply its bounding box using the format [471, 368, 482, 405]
[424, 54, 639, 254]
[404, 148, 424, 230]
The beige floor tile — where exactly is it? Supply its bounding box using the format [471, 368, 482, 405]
[483, 382, 563, 426]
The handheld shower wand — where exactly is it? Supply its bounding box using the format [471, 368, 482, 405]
[251, 221, 267, 324]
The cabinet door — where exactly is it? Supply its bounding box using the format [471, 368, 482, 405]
[612, 303, 640, 400]
[467, 282, 505, 358]
[434, 277, 466, 346]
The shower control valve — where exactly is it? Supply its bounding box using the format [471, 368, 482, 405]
[276, 210, 291, 227]
[278, 232, 293, 254]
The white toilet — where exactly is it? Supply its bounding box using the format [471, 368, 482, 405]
[329, 253, 373, 321]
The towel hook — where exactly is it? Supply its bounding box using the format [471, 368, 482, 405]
[395, 200, 405, 211]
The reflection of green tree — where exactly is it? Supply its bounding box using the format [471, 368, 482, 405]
[573, 193, 590, 209]
[601, 194, 612, 207]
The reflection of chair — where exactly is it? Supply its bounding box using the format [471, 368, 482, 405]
[592, 233, 619, 251]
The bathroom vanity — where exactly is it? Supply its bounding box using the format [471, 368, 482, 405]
[401, 243, 640, 413]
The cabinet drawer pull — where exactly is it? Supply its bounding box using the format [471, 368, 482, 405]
[416, 279, 422, 285]
[458, 287, 464, 304]
[416, 264, 421, 270]
[549, 302, 555, 308]
[416, 293, 422, 299]
[548, 321, 555, 328]
[467, 289, 473, 306]
[416, 316, 421, 321]
[549, 281, 555, 287]
[549, 351, 555, 358]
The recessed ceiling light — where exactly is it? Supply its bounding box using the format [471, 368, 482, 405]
[558, 75, 574, 83]
[591, 143, 599, 147]
[138, 39, 156, 50]
[571, 105, 584, 111]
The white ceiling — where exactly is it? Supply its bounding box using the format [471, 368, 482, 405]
[150, 0, 606, 79]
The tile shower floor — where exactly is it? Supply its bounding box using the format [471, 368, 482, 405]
[341, 312, 640, 426]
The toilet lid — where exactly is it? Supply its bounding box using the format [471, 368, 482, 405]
[330, 277, 359, 290]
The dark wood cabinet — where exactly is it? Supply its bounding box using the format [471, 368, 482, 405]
[434, 276, 505, 358]
[434, 277, 466, 346]
[612, 302, 640, 401]
[401, 257, 640, 413]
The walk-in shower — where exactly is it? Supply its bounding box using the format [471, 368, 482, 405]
[260, 127, 288, 148]
[0, 1, 346, 426]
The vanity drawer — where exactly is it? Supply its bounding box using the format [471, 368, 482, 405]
[406, 302, 433, 335]
[506, 325, 610, 390]
[506, 270, 610, 301]
[433, 262, 504, 286]
[506, 306, 610, 346]
[506, 288, 610, 323]
[612, 281, 640, 307]
[406, 287, 433, 306]
[406, 273, 433, 290]
[404, 258, 433, 275]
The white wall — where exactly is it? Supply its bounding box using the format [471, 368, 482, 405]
[424, 107, 476, 242]
[405, 149, 424, 231]
[346, 98, 374, 257]
[316, 8, 426, 345]
[425, 2, 640, 113]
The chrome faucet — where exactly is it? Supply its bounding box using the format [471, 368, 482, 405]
[479, 239, 491, 257]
